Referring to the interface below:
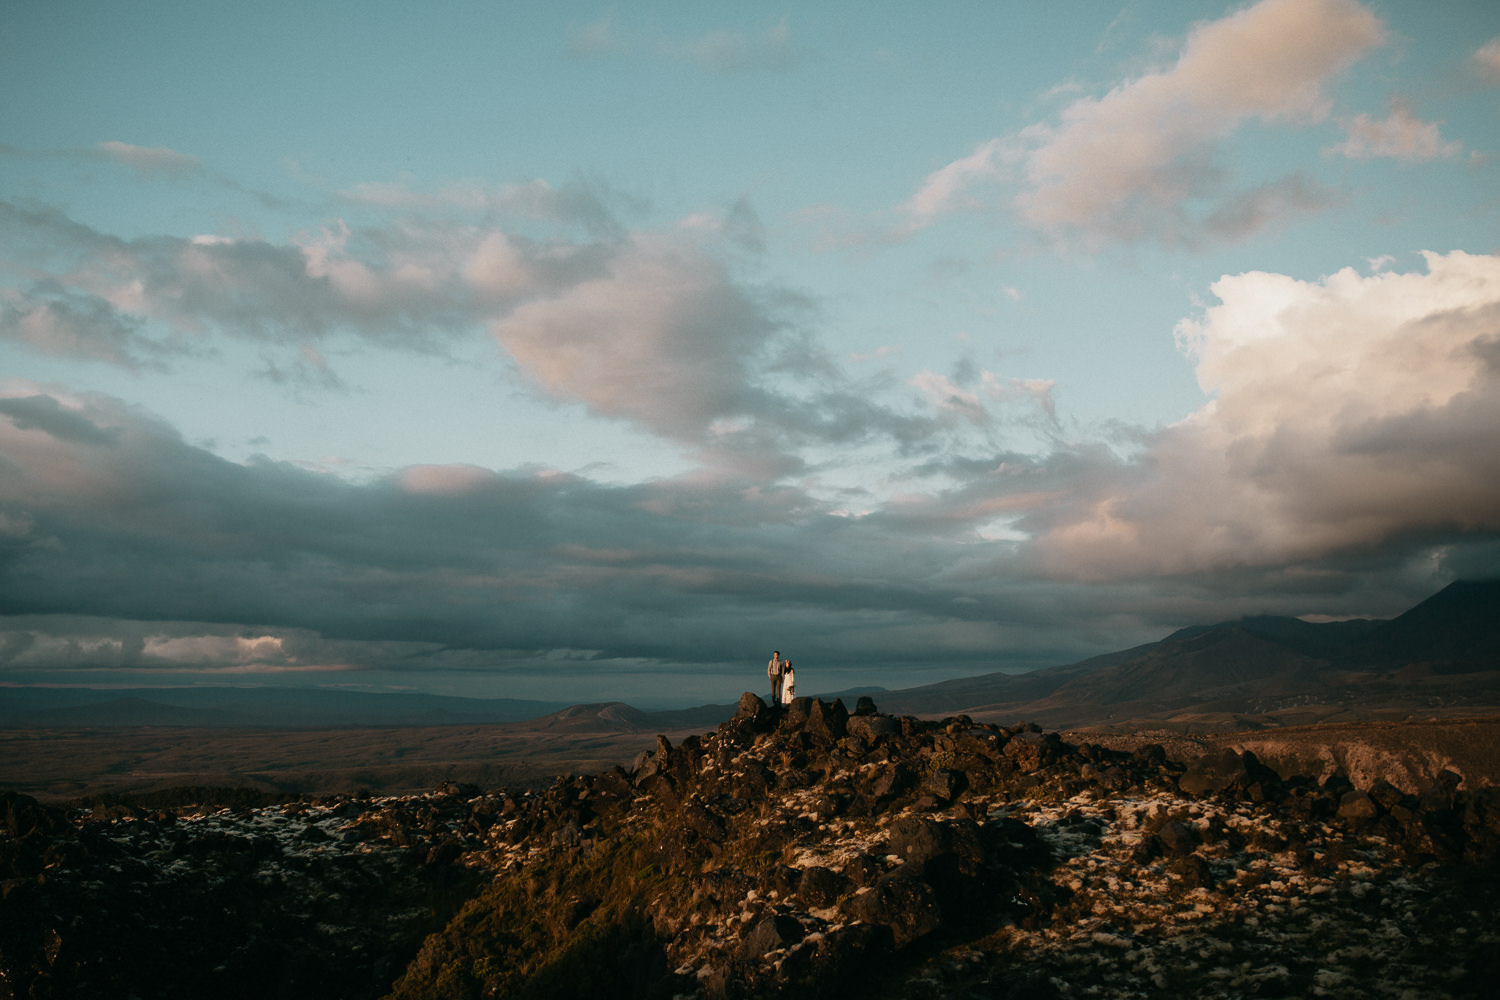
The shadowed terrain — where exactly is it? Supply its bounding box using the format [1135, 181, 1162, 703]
[0, 713, 718, 802]
[3, 694, 1498, 999]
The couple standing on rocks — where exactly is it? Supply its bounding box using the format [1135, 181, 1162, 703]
[767, 650, 796, 706]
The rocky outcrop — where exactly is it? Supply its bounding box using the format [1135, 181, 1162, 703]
[3, 698, 1499, 999]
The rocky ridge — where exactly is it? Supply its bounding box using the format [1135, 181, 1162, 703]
[3, 695, 1499, 999]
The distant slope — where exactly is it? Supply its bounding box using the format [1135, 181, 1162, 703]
[0, 687, 571, 728]
[5, 581, 1494, 734]
[1342, 579, 1500, 672]
[519, 701, 734, 735]
[878, 579, 1500, 731]
[877, 642, 1159, 717]
[20, 697, 243, 728]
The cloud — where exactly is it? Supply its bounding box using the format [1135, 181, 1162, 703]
[1474, 38, 1500, 81]
[564, 17, 799, 74]
[487, 234, 815, 441]
[485, 230, 957, 466]
[0, 385, 1122, 690]
[0, 192, 626, 372]
[7, 241, 1495, 698]
[339, 176, 630, 237]
[567, 16, 616, 58]
[675, 20, 798, 74]
[1, 192, 986, 480]
[913, 0, 1383, 245]
[1331, 101, 1462, 161]
[903, 140, 1008, 232]
[1023, 250, 1500, 579]
[1202, 172, 1339, 240]
[96, 141, 202, 174]
[1021, 0, 1381, 243]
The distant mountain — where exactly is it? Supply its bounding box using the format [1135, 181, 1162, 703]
[1342, 579, 1500, 673]
[880, 579, 1500, 730]
[19, 697, 243, 728]
[4, 581, 1494, 734]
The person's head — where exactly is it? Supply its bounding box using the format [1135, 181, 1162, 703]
[773, 650, 780, 657]
[785, 661, 792, 670]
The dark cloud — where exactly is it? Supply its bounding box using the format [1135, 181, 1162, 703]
[0, 389, 1108, 693]
[0, 394, 122, 447]
[3, 360, 1494, 700]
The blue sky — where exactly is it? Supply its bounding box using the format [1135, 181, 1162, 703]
[2, 0, 1499, 706]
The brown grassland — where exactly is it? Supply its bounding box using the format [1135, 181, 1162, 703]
[5, 712, 1499, 804]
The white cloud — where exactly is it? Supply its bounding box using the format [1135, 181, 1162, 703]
[1332, 102, 1462, 161]
[1029, 251, 1500, 578]
[969, 0, 1383, 245]
[1474, 37, 1500, 81]
[903, 139, 1007, 231]
[488, 235, 782, 440]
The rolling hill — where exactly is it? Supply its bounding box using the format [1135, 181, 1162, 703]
[880, 579, 1500, 730]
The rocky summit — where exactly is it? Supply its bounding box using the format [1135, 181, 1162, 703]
[4, 695, 1499, 999]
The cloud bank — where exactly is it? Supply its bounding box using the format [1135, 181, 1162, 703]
[4, 251, 1498, 697]
[1023, 251, 1500, 579]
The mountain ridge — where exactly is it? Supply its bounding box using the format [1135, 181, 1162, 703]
[3, 579, 1495, 732]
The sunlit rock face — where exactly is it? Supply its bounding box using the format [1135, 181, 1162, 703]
[3, 697, 1499, 999]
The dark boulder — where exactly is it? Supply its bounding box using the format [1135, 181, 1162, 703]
[1179, 749, 1284, 800]
[738, 913, 804, 960]
[1337, 790, 1380, 825]
[797, 865, 851, 908]
[805, 699, 849, 742]
[847, 714, 902, 744]
[844, 872, 942, 947]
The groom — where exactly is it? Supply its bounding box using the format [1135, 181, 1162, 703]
[767, 650, 784, 705]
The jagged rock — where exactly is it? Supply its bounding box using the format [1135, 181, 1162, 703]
[846, 714, 901, 743]
[796, 865, 849, 907]
[1155, 820, 1200, 857]
[1003, 730, 1061, 772]
[1368, 779, 1407, 811]
[922, 768, 963, 801]
[1338, 790, 1380, 824]
[843, 852, 888, 887]
[845, 872, 942, 947]
[1178, 748, 1284, 800]
[738, 913, 804, 960]
[680, 802, 727, 845]
[805, 698, 849, 741]
[1171, 853, 1214, 889]
[6, 692, 1499, 1000]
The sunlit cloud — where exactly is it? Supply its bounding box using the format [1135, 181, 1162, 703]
[1026, 251, 1500, 578]
[908, 0, 1384, 245]
[902, 139, 1008, 232]
[1017, 0, 1381, 244]
[1331, 101, 1462, 161]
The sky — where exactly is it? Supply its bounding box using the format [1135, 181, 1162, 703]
[2, 0, 1499, 707]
